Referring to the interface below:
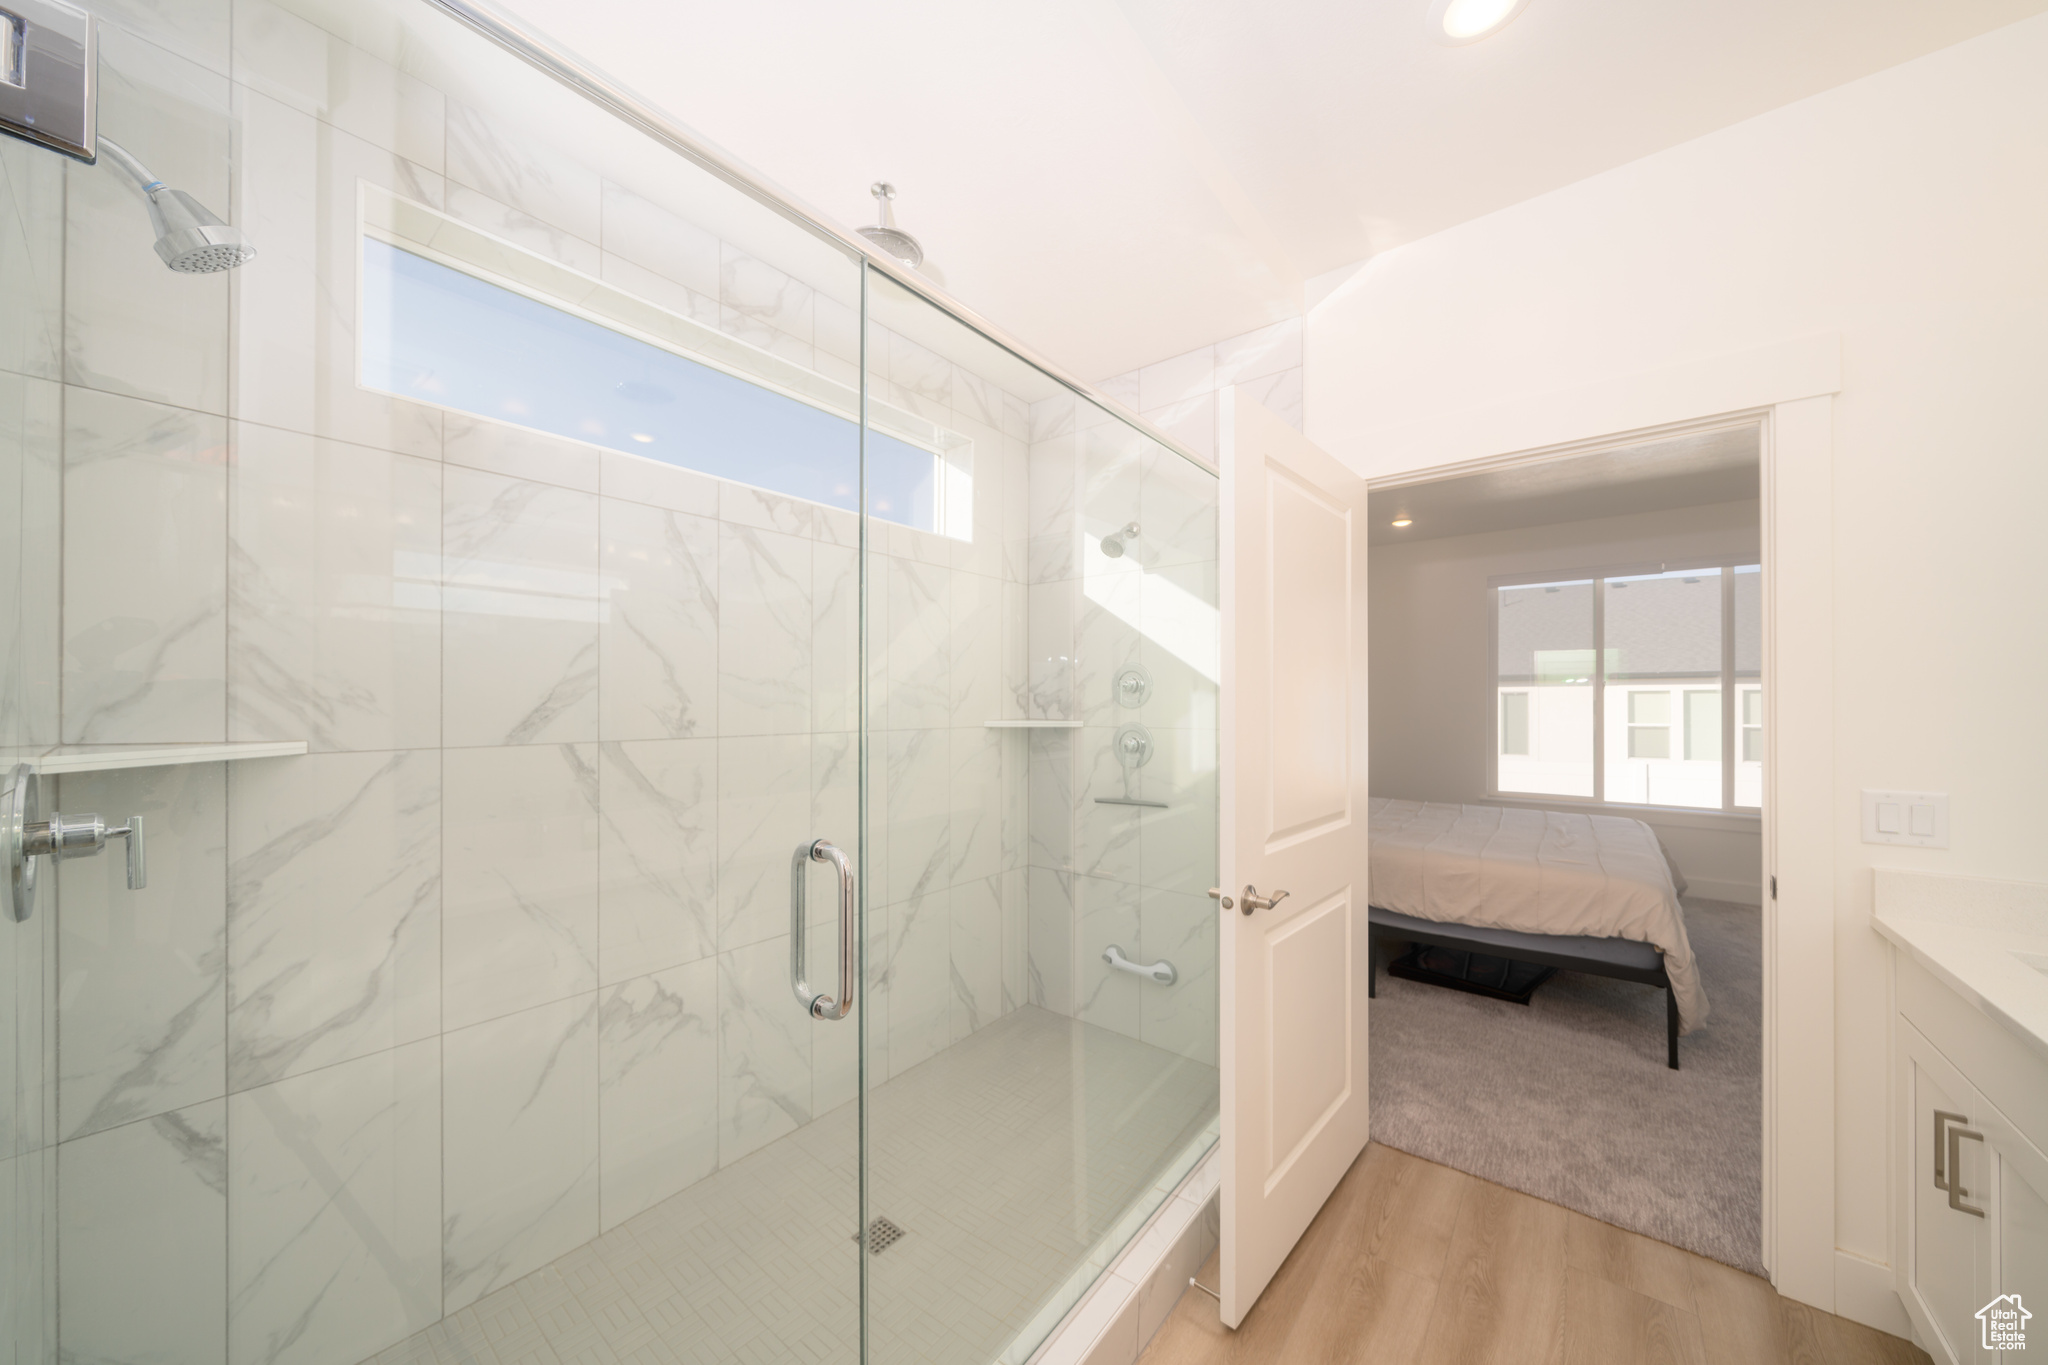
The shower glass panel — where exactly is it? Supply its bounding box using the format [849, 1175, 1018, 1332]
[2, 122, 62, 1365]
[860, 270, 1221, 1363]
[0, 0, 1219, 1361]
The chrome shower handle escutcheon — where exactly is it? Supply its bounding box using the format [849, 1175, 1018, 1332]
[4, 762, 147, 924]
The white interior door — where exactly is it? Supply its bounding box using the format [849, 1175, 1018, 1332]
[1216, 388, 1373, 1326]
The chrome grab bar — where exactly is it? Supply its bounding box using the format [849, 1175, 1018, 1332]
[1102, 944, 1176, 986]
[791, 839, 855, 1021]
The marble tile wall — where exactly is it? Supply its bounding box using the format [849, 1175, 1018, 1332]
[1023, 394, 1221, 1069]
[1095, 317, 1305, 463]
[30, 2, 1037, 1362]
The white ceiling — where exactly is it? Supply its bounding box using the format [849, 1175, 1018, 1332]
[1366, 425, 1761, 543]
[500, 0, 2048, 382]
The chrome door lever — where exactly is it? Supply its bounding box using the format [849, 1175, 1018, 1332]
[5, 763, 148, 924]
[790, 838, 855, 1021]
[1240, 885, 1289, 914]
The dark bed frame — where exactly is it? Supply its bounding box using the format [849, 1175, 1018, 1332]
[1367, 905, 1680, 1069]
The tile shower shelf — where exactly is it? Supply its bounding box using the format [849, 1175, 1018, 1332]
[23, 741, 309, 775]
[983, 720, 1083, 729]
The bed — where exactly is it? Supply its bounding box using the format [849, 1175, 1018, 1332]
[1366, 797, 1709, 1069]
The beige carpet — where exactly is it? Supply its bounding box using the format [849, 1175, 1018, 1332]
[1366, 897, 1763, 1273]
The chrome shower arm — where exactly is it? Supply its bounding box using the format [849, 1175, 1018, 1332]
[95, 137, 164, 192]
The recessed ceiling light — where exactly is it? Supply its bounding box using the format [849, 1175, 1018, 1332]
[1391, 517, 1414, 528]
[630, 432, 655, 444]
[1427, 0, 1529, 45]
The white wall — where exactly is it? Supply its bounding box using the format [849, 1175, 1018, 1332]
[1371, 500, 1763, 903]
[1306, 12, 2048, 1305]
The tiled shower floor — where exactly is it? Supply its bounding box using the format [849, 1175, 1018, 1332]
[364, 1007, 1218, 1365]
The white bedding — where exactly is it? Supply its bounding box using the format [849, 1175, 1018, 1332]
[1368, 797, 1710, 1033]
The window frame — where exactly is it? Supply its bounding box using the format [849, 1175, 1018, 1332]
[355, 183, 975, 539]
[1487, 556, 1762, 816]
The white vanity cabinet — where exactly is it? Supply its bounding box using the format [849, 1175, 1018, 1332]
[1892, 955, 2048, 1363]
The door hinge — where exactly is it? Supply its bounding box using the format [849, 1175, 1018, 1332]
[1770, 875, 1777, 900]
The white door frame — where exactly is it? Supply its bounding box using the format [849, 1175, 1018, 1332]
[1347, 334, 1842, 1312]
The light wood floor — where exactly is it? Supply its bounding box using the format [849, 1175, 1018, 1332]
[1140, 1143, 1930, 1365]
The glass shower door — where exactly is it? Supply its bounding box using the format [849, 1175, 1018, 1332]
[1, 0, 873, 1360]
[857, 269, 1221, 1363]
[1, 115, 62, 1365]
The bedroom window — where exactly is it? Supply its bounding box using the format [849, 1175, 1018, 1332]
[1683, 689, 1720, 760]
[1626, 691, 1671, 758]
[1494, 578, 1595, 798]
[1500, 692, 1530, 756]
[1493, 561, 1761, 812]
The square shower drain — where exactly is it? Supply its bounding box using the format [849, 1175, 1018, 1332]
[854, 1216, 906, 1255]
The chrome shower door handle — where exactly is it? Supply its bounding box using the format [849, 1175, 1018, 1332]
[790, 839, 855, 1021]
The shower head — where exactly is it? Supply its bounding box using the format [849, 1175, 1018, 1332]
[97, 138, 256, 273]
[1100, 522, 1140, 558]
[855, 182, 924, 269]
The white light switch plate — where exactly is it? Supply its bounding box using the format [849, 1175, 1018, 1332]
[1861, 789, 1949, 848]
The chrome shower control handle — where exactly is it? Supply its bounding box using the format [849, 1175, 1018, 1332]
[118, 816, 146, 889]
[24, 811, 147, 889]
[4, 764, 148, 923]
[1241, 886, 1289, 914]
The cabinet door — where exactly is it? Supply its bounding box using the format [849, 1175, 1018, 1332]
[1902, 1023, 1994, 1363]
[1999, 1157, 2047, 1333]
[1975, 1087, 2048, 1338]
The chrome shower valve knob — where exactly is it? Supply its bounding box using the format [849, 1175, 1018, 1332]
[27, 811, 147, 889]
[3, 762, 147, 924]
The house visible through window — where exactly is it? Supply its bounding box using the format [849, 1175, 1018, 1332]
[1626, 691, 1670, 758]
[1493, 579, 1596, 798]
[1500, 691, 1530, 756]
[1496, 562, 1761, 811]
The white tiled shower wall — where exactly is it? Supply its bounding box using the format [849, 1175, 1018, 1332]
[1, 2, 1054, 1362]
[1007, 317, 1298, 1069]
[1096, 318, 1305, 461]
[1020, 392, 1222, 1069]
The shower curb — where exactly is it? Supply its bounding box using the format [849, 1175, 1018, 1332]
[1013, 1142, 1222, 1365]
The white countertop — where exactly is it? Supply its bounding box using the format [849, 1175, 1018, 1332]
[1874, 869, 2048, 1065]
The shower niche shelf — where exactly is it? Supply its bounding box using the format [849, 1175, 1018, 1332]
[983, 719, 1082, 729]
[18, 740, 308, 775]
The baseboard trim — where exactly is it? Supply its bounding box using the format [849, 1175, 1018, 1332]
[1834, 1248, 1913, 1340]
[1686, 876, 1763, 905]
